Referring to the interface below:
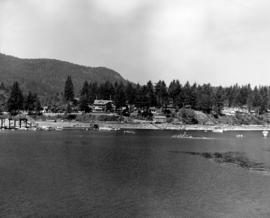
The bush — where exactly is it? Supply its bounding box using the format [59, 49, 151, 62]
[179, 109, 198, 124]
[64, 114, 77, 120]
[97, 115, 119, 121]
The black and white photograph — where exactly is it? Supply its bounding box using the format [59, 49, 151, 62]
[1, 0, 270, 217]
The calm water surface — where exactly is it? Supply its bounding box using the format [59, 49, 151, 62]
[1, 130, 270, 217]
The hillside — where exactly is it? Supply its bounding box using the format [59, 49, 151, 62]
[0, 53, 126, 99]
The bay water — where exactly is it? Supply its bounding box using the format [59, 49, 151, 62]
[0, 130, 270, 217]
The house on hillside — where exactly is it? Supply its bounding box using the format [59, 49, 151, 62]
[221, 106, 249, 116]
[163, 104, 177, 113]
[93, 100, 115, 112]
[153, 115, 167, 123]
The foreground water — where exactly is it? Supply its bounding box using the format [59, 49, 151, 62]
[1, 130, 270, 217]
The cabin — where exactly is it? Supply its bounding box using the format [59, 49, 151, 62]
[153, 115, 167, 123]
[164, 104, 177, 113]
[93, 100, 115, 112]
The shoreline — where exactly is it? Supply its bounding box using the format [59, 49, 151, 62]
[35, 120, 270, 131]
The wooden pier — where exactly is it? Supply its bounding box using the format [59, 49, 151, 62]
[0, 114, 36, 129]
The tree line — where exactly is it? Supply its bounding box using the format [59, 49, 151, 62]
[5, 77, 270, 115]
[75, 79, 270, 115]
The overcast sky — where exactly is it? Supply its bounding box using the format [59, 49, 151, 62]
[1, 0, 270, 86]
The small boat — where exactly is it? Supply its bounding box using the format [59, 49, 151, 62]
[236, 134, 244, 138]
[172, 132, 192, 139]
[124, 130, 136, 134]
[212, 128, 223, 133]
[55, 126, 63, 131]
[99, 126, 120, 131]
[99, 126, 113, 131]
[39, 125, 49, 131]
[172, 135, 193, 139]
[262, 130, 269, 137]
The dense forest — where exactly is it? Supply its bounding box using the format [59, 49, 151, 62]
[77, 79, 270, 115]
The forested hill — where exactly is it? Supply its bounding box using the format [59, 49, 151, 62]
[0, 53, 126, 98]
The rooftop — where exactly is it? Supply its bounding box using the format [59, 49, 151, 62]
[93, 100, 113, 105]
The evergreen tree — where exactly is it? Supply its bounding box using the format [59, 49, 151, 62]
[64, 76, 74, 102]
[168, 80, 181, 106]
[24, 91, 35, 112]
[197, 84, 213, 113]
[114, 82, 126, 108]
[140, 85, 149, 107]
[146, 81, 156, 106]
[155, 80, 168, 107]
[79, 81, 91, 112]
[80, 81, 89, 98]
[226, 85, 239, 107]
[253, 87, 262, 107]
[66, 103, 72, 114]
[247, 91, 254, 110]
[89, 82, 98, 103]
[190, 83, 198, 109]
[213, 86, 224, 115]
[259, 86, 268, 113]
[7, 81, 24, 113]
[182, 81, 192, 106]
[134, 83, 143, 107]
[79, 95, 90, 112]
[33, 93, 42, 112]
[100, 81, 114, 99]
[235, 85, 250, 106]
[125, 82, 136, 105]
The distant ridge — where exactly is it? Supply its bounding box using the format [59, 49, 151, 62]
[0, 53, 127, 98]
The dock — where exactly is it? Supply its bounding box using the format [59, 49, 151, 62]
[0, 114, 37, 129]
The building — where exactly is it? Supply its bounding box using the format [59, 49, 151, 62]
[153, 115, 167, 123]
[93, 100, 114, 112]
[164, 104, 177, 113]
[221, 106, 249, 116]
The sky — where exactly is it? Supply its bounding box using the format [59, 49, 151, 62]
[1, 0, 270, 86]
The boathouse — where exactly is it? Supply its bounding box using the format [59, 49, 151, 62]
[0, 114, 35, 129]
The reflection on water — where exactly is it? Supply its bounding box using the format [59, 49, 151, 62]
[0, 130, 270, 217]
[180, 151, 267, 173]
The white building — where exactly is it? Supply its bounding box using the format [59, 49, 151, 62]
[153, 115, 167, 123]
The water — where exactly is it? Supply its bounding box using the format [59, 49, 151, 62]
[1, 130, 270, 217]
